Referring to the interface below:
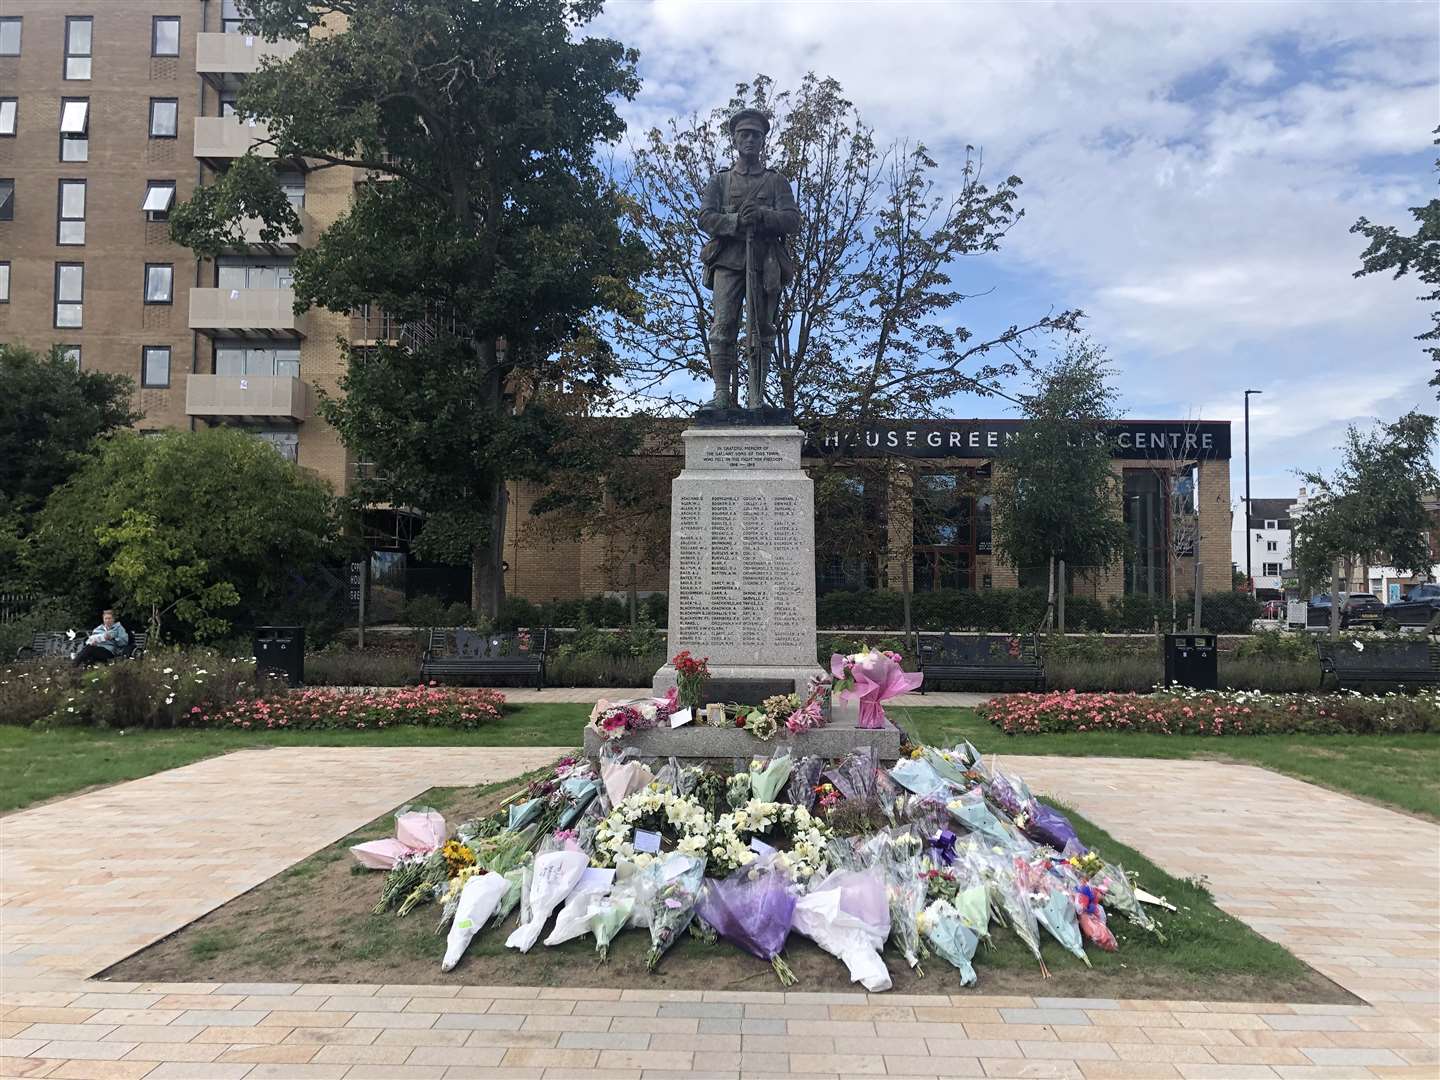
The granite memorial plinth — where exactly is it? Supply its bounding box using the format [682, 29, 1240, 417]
[582, 705, 902, 763]
[652, 424, 821, 699]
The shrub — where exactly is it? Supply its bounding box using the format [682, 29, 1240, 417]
[36, 650, 282, 729]
[0, 660, 74, 726]
[400, 595, 473, 628]
[304, 649, 423, 687]
[1233, 630, 1316, 663]
[981, 688, 1440, 736]
[1201, 591, 1262, 633]
[546, 653, 662, 687]
[208, 685, 505, 730]
[495, 592, 667, 631]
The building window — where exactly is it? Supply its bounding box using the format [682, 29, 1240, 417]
[144, 263, 173, 304]
[1266, 540, 1278, 552]
[277, 171, 306, 208]
[54, 262, 83, 328]
[215, 342, 300, 378]
[57, 179, 85, 245]
[0, 178, 12, 221]
[0, 17, 20, 56]
[0, 261, 10, 302]
[60, 345, 80, 370]
[251, 428, 299, 462]
[142, 180, 176, 221]
[1124, 470, 1168, 597]
[149, 98, 178, 138]
[911, 470, 983, 592]
[815, 471, 886, 595]
[1263, 519, 1277, 529]
[221, 0, 253, 34]
[64, 16, 92, 80]
[216, 258, 294, 290]
[151, 16, 180, 57]
[60, 98, 88, 161]
[1262, 562, 1282, 577]
[0, 98, 15, 137]
[219, 94, 239, 118]
[141, 346, 171, 388]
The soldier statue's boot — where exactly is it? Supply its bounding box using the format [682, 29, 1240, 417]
[708, 346, 736, 410]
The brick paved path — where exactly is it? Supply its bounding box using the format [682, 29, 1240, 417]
[2, 749, 1436, 1079]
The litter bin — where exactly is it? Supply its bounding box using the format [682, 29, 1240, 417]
[1163, 632, 1217, 690]
[255, 626, 304, 687]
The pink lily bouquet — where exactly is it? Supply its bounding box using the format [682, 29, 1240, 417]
[830, 647, 924, 730]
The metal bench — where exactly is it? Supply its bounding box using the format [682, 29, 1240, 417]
[1317, 638, 1440, 689]
[918, 632, 1045, 692]
[420, 628, 547, 688]
[15, 630, 148, 663]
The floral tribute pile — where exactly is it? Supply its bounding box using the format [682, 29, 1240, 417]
[589, 647, 919, 745]
[355, 738, 1170, 987]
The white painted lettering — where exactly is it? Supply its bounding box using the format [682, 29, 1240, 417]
[986, 431, 998, 448]
[927, 431, 942, 447]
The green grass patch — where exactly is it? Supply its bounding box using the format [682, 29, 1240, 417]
[901, 707, 1440, 819]
[0, 703, 587, 813]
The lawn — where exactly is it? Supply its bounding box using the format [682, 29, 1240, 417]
[103, 775, 1351, 1004]
[4, 703, 1437, 819]
[0, 702, 587, 813]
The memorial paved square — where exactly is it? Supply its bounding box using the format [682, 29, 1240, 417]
[2, 748, 1435, 1079]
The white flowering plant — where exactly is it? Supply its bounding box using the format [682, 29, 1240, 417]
[708, 799, 833, 884]
[592, 788, 713, 869]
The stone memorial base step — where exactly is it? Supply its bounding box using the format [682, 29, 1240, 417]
[583, 698, 901, 763]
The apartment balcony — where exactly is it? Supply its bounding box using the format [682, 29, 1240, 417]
[185, 374, 309, 422]
[196, 32, 301, 90]
[189, 287, 308, 339]
[231, 208, 310, 253]
[194, 115, 302, 168]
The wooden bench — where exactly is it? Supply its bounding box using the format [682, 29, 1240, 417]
[15, 630, 148, 663]
[918, 633, 1045, 692]
[1317, 638, 1440, 689]
[420, 628, 547, 688]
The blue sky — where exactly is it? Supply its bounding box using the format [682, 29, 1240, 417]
[592, 0, 1438, 540]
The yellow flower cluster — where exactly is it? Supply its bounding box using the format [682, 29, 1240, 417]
[442, 840, 476, 877]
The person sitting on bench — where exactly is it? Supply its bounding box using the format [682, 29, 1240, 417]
[73, 609, 129, 666]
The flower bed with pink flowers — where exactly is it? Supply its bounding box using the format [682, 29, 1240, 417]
[981, 688, 1439, 737]
[206, 685, 506, 731]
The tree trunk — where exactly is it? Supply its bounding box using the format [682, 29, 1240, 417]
[1057, 559, 1066, 635]
[1330, 560, 1343, 637]
[1193, 561, 1202, 630]
[471, 478, 508, 621]
[901, 550, 914, 657]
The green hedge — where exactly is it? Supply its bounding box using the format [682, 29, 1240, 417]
[816, 588, 1260, 634]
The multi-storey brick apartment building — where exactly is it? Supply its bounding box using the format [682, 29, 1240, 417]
[0, 3, 1232, 607]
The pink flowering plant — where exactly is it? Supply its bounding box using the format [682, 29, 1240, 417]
[981, 688, 1439, 737]
[207, 684, 506, 731]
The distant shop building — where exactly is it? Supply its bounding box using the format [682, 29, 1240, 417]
[500, 418, 1234, 605]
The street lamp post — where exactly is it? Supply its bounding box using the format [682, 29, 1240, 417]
[1244, 389, 1263, 597]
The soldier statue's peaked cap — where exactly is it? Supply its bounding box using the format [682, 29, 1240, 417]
[728, 108, 771, 135]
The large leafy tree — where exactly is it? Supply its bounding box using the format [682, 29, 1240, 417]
[1292, 411, 1440, 630]
[0, 343, 139, 588]
[990, 341, 1128, 628]
[615, 72, 1081, 420]
[25, 429, 339, 641]
[1351, 127, 1439, 394]
[169, 0, 646, 616]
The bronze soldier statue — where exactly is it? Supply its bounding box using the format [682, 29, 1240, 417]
[698, 108, 801, 412]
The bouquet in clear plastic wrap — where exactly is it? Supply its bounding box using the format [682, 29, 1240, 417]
[504, 835, 589, 953]
[644, 852, 706, 971]
[946, 787, 1014, 848]
[696, 864, 800, 985]
[589, 892, 635, 960]
[545, 867, 615, 947]
[600, 747, 655, 808]
[889, 757, 951, 800]
[786, 756, 826, 811]
[351, 805, 447, 869]
[919, 898, 978, 985]
[793, 866, 892, 991]
[863, 828, 928, 973]
[1093, 858, 1164, 941]
[1074, 882, 1117, 952]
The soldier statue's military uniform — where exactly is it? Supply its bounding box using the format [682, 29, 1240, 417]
[698, 108, 801, 411]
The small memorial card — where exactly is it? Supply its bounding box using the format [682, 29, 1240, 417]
[749, 837, 777, 858]
[706, 703, 727, 726]
[632, 830, 662, 854]
[669, 707, 693, 729]
[577, 867, 615, 891]
[662, 856, 692, 881]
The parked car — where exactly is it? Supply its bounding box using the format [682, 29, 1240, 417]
[1307, 593, 1386, 629]
[1387, 582, 1440, 627]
